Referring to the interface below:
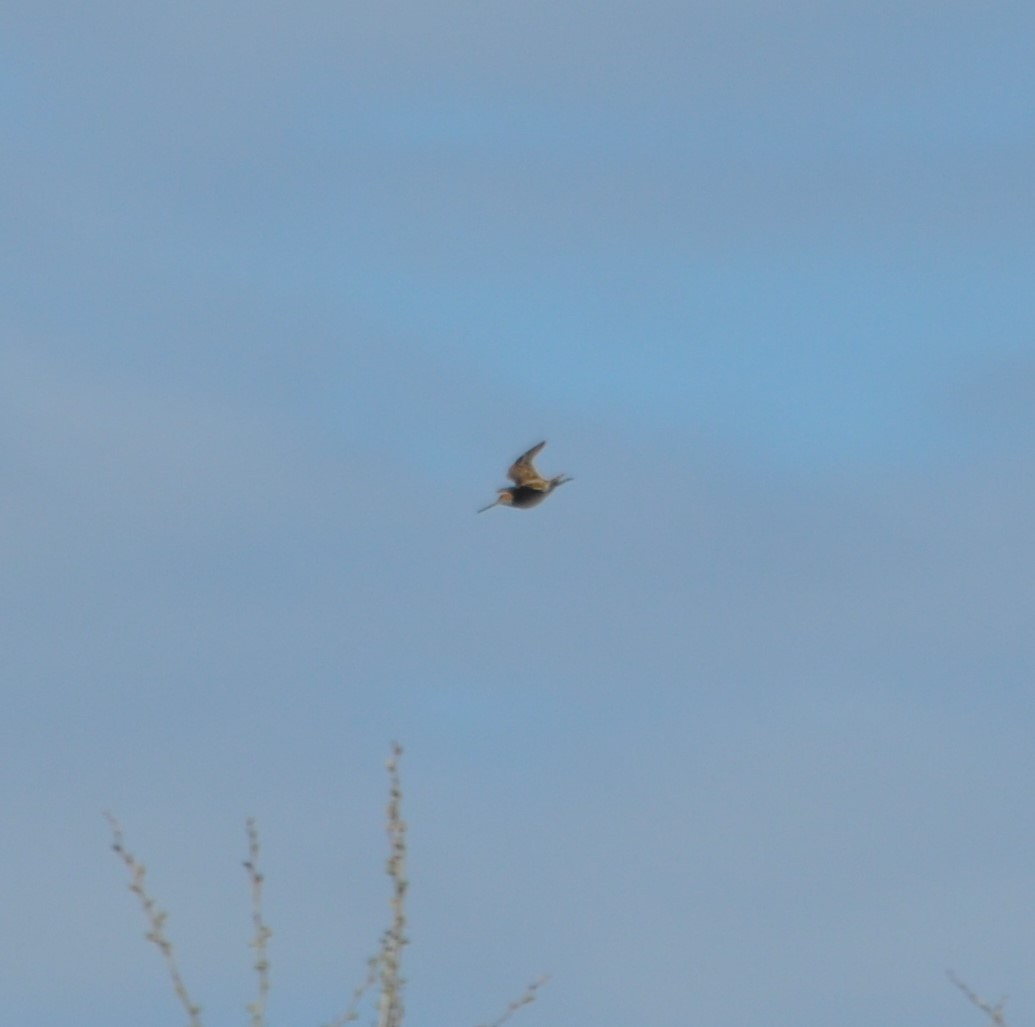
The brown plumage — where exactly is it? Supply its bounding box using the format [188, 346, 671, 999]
[478, 441, 572, 513]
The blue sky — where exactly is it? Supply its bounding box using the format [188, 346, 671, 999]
[4, 2, 1035, 1026]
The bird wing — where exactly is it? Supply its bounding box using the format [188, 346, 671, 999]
[507, 441, 547, 485]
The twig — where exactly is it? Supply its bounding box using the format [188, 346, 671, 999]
[477, 975, 551, 1027]
[244, 818, 273, 1027]
[949, 971, 1009, 1026]
[378, 742, 409, 1027]
[322, 953, 380, 1027]
[105, 812, 203, 1027]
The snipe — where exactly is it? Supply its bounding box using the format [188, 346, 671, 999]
[478, 441, 572, 513]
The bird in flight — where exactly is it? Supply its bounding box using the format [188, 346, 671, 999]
[478, 441, 573, 513]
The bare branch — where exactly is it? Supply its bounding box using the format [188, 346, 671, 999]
[243, 818, 273, 1027]
[105, 812, 203, 1027]
[949, 971, 1009, 1027]
[108, 747, 544, 1027]
[477, 975, 551, 1027]
[323, 953, 380, 1027]
[378, 742, 409, 1027]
